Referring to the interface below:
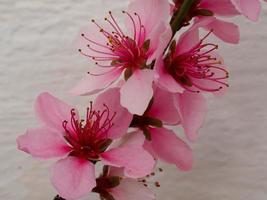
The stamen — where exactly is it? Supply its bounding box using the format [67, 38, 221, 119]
[122, 10, 137, 41]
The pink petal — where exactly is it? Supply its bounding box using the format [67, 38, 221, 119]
[118, 130, 146, 147]
[175, 91, 207, 142]
[108, 167, 125, 177]
[101, 145, 155, 178]
[17, 126, 71, 159]
[50, 157, 96, 200]
[145, 128, 193, 171]
[231, 0, 261, 21]
[35, 92, 74, 132]
[200, 0, 240, 16]
[147, 86, 181, 125]
[203, 17, 240, 44]
[155, 57, 185, 93]
[176, 28, 200, 55]
[109, 178, 155, 200]
[93, 88, 133, 139]
[70, 67, 123, 96]
[148, 23, 172, 62]
[193, 17, 240, 44]
[127, 0, 169, 35]
[120, 69, 154, 115]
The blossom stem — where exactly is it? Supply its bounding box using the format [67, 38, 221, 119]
[170, 0, 195, 35]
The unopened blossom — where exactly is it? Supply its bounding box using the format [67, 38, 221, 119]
[17, 89, 155, 199]
[172, 0, 240, 44]
[231, 0, 267, 21]
[130, 86, 194, 170]
[71, 0, 171, 115]
[93, 166, 155, 200]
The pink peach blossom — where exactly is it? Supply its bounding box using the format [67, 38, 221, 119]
[71, 0, 171, 115]
[17, 89, 155, 199]
[156, 28, 229, 96]
[93, 166, 155, 200]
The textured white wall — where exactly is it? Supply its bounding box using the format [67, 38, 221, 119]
[1, 0, 267, 199]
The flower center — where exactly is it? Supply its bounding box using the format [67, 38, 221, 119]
[78, 11, 150, 78]
[62, 103, 115, 161]
[130, 99, 163, 140]
[165, 32, 229, 93]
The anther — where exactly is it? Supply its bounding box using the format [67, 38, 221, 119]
[81, 33, 85, 37]
[155, 182, 160, 187]
[91, 19, 95, 23]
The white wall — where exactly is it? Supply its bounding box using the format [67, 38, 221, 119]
[1, 0, 267, 199]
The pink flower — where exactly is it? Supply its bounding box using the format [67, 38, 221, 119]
[71, 0, 171, 115]
[17, 88, 155, 199]
[172, 0, 240, 44]
[230, 0, 266, 21]
[130, 86, 194, 170]
[156, 28, 229, 96]
[93, 166, 155, 200]
[155, 29, 217, 141]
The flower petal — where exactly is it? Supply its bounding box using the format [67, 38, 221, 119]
[176, 28, 200, 55]
[70, 67, 123, 96]
[101, 145, 155, 178]
[120, 69, 154, 115]
[127, 0, 169, 35]
[200, 0, 240, 17]
[110, 178, 155, 200]
[147, 86, 181, 125]
[145, 128, 193, 171]
[35, 92, 74, 132]
[175, 91, 207, 142]
[203, 17, 240, 44]
[193, 17, 240, 44]
[17, 126, 71, 159]
[231, 0, 261, 21]
[50, 157, 96, 200]
[93, 88, 133, 139]
[148, 22, 172, 62]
